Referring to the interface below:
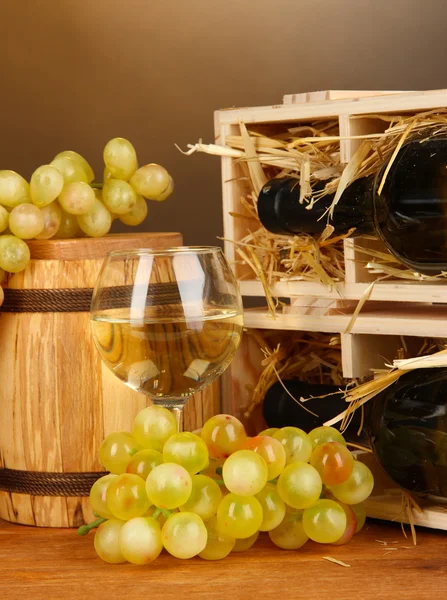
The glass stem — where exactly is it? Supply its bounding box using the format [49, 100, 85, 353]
[167, 404, 184, 433]
[171, 405, 184, 433]
[152, 401, 185, 432]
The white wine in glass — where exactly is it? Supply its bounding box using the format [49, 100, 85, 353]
[90, 247, 243, 431]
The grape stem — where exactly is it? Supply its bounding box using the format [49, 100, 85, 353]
[90, 183, 103, 189]
[152, 507, 172, 520]
[77, 517, 107, 536]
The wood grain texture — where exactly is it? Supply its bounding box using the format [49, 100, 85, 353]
[0, 233, 220, 528]
[282, 90, 407, 105]
[242, 306, 447, 338]
[26, 232, 183, 260]
[223, 332, 266, 435]
[0, 518, 446, 600]
[218, 89, 447, 126]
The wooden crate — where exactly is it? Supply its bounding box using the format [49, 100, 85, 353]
[215, 89, 447, 530]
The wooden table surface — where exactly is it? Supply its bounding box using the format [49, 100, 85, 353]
[0, 518, 446, 600]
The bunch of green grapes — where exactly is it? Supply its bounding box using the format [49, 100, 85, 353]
[81, 410, 373, 565]
[0, 139, 174, 280]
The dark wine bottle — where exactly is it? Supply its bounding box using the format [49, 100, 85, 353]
[258, 137, 447, 275]
[263, 368, 447, 502]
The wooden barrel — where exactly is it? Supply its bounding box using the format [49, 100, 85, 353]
[0, 233, 220, 528]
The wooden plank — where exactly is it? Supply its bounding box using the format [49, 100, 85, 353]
[344, 237, 389, 285]
[239, 279, 447, 304]
[242, 305, 447, 337]
[365, 496, 447, 530]
[359, 453, 447, 531]
[223, 332, 265, 433]
[283, 90, 408, 104]
[218, 89, 447, 126]
[217, 122, 254, 279]
[341, 333, 406, 379]
[0, 518, 446, 600]
[27, 232, 183, 260]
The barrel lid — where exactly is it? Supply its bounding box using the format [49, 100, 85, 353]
[26, 232, 183, 260]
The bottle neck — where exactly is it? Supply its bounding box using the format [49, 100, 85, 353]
[258, 176, 375, 237]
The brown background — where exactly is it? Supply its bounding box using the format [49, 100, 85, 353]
[0, 0, 446, 246]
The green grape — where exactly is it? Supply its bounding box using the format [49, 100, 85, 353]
[130, 164, 173, 201]
[102, 179, 137, 215]
[199, 515, 235, 560]
[309, 442, 354, 486]
[268, 509, 308, 550]
[103, 166, 113, 182]
[329, 460, 374, 505]
[89, 473, 118, 519]
[256, 483, 286, 532]
[201, 414, 247, 459]
[99, 431, 141, 474]
[331, 501, 357, 545]
[351, 502, 367, 533]
[50, 155, 88, 184]
[245, 435, 286, 480]
[119, 517, 163, 565]
[146, 463, 192, 510]
[0, 206, 9, 233]
[133, 405, 177, 451]
[216, 493, 263, 539]
[277, 461, 322, 509]
[179, 474, 222, 521]
[308, 426, 347, 449]
[54, 150, 94, 183]
[119, 195, 148, 226]
[273, 427, 312, 465]
[58, 182, 95, 215]
[106, 473, 151, 520]
[222, 450, 268, 496]
[154, 176, 174, 201]
[54, 208, 82, 238]
[0, 170, 31, 207]
[0, 235, 30, 273]
[9, 204, 45, 239]
[162, 512, 207, 559]
[163, 432, 209, 475]
[258, 427, 279, 437]
[126, 449, 163, 480]
[35, 202, 62, 240]
[232, 531, 259, 552]
[94, 519, 126, 564]
[30, 165, 64, 207]
[103, 137, 138, 181]
[302, 499, 347, 544]
[77, 198, 112, 237]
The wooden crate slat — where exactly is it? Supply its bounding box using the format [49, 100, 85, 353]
[283, 90, 408, 105]
[243, 305, 447, 337]
[217, 89, 447, 126]
[240, 279, 447, 304]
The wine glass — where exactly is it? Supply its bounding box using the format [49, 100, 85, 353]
[90, 246, 243, 431]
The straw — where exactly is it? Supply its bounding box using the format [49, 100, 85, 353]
[182, 109, 447, 304]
